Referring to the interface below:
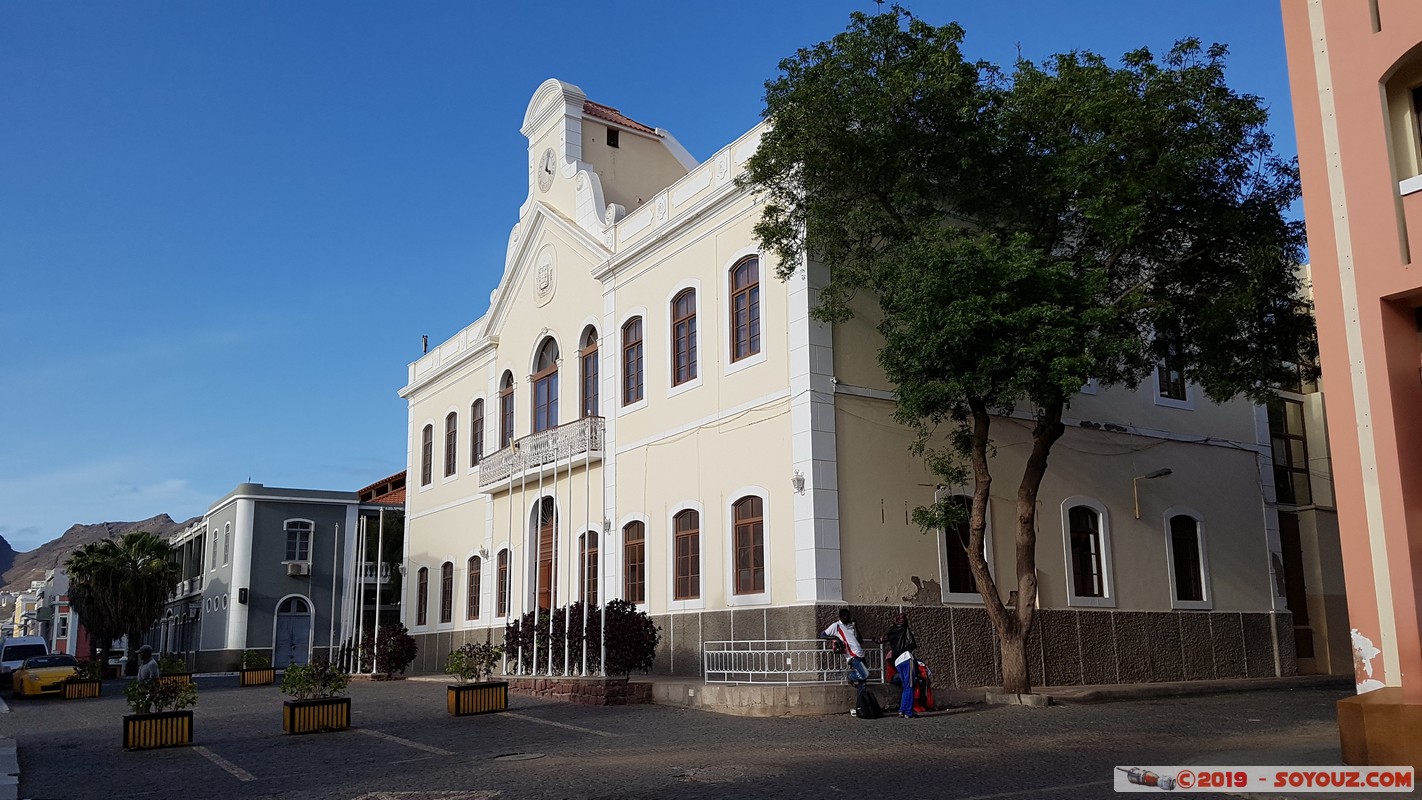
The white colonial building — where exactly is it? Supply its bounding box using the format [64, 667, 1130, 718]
[398, 79, 1337, 686]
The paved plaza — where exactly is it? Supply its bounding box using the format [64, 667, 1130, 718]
[0, 678, 1365, 800]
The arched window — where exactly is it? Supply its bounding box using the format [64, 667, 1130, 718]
[622, 317, 644, 405]
[1168, 513, 1207, 606]
[444, 412, 458, 477]
[943, 496, 975, 596]
[730, 257, 761, 361]
[1068, 505, 1105, 598]
[674, 509, 700, 600]
[499, 371, 515, 448]
[579, 531, 598, 606]
[496, 549, 510, 617]
[278, 596, 309, 614]
[733, 496, 764, 595]
[416, 567, 429, 626]
[535, 497, 556, 610]
[470, 399, 485, 467]
[580, 326, 599, 418]
[420, 425, 434, 486]
[532, 338, 559, 433]
[623, 521, 645, 604]
[439, 561, 454, 624]
[466, 555, 482, 620]
[671, 289, 697, 386]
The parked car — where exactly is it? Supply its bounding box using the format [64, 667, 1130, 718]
[0, 637, 49, 687]
[11, 654, 78, 697]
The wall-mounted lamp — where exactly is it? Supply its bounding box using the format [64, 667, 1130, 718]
[1132, 468, 1173, 519]
[478, 547, 489, 560]
[791, 470, 806, 495]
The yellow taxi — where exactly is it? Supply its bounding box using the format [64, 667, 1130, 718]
[11, 654, 78, 697]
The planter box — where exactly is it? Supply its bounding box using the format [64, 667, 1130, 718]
[123, 710, 193, 750]
[62, 679, 102, 700]
[447, 682, 509, 716]
[283, 697, 350, 734]
[159, 673, 193, 686]
[239, 667, 275, 686]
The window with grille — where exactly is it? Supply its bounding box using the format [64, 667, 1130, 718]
[470, 400, 485, 467]
[439, 562, 453, 624]
[672, 290, 697, 386]
[532, 338, 559, 433]
[580, 327, 599, 417]
[496, 549, 510, 617]
[467, 556, 481, 620]
[580, 531, 598, 606]
[499, 372, 515, 448]
[416, 567, 429, 626]
[674, 510, 700, 600]
[1169, 514, 1205, 603]
[444, 412, 458, 477]
[622, 318, 644, 404]
[623, 521, 645, 603]
[730, 258, 761, 362]
[733, 496, 764, 595]
[1068, 506, 1104, 598]
[1268, 397, 1312, 505]
[285, 520, 312, 562]
[421, 425, 434, 485]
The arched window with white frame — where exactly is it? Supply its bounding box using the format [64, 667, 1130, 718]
[1061, 497, 1115, 608]
[1165, 508, 1211, 610]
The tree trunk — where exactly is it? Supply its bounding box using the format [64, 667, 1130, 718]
[126, 628, 142, 677]
[1000, 629, 1030, 693]
[965, 396, 1066, 696]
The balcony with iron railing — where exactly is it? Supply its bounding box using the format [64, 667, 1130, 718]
[478, 416, 604, 489]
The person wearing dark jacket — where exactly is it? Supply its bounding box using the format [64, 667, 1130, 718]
[878, 613, 918, 718]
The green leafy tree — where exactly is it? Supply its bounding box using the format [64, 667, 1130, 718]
[64, 532, 181, 676]
[744, 7, 1314, 694]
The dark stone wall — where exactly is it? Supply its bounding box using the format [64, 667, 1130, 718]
[645, 605, 1295, 687]
[409, 606, 1294, 688]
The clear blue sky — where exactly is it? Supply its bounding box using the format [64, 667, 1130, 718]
[0, 1, 1298, 553]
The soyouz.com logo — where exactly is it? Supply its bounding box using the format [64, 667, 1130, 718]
[1114, 766, 1414, 792]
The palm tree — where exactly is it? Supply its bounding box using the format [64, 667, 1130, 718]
[65, 531, 180, 675]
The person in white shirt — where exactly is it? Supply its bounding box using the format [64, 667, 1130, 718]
[136, 644, 160, 682]
[822, 609, 868, 686]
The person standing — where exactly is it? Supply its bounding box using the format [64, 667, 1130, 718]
[879, 612, 918, 718]
[136, 644, 160, 682]
[822, 609, 868, 686]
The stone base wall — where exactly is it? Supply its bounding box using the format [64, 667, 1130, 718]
[651, 605, 1295, 687]
[505, 675, 653, 706]
[409, 630, 503, 677]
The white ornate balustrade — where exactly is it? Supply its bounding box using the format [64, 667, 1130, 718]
[478, 416, 605, 489]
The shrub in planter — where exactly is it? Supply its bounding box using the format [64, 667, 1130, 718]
[239, 650, 275, 686]
[445, 640, 507, 716]
[63, 660, 104, 699]
[280, 656, 350, 734]
[358, 622, 418, 679]
[156, 652, 192, 685]
[123, 677, 198, 750]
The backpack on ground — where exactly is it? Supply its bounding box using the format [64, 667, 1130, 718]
[855, 685, 884, 719]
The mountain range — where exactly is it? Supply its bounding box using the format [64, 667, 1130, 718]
[0, 514, 198, 595]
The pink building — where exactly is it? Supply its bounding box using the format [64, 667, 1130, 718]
[1283, 0, 1422, 769]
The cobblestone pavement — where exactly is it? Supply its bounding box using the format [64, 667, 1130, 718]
[0, 678, 1362, 800]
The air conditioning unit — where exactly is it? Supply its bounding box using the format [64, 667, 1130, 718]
[287, 562, 311, 577]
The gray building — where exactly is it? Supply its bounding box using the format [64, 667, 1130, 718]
[156, 475, 405, 672]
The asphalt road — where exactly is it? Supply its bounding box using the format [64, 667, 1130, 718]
[0, 678, 1358, 800]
